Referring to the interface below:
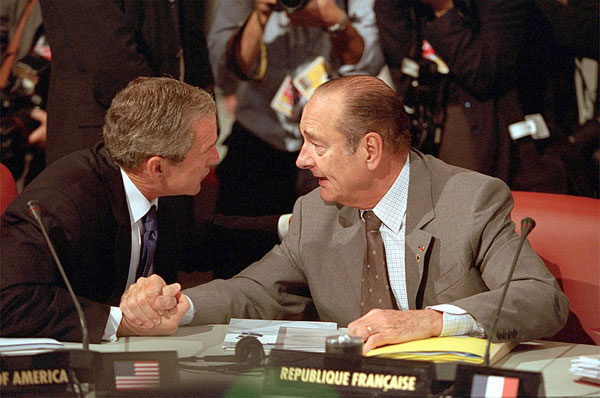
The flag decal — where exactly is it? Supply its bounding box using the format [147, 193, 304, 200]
[114, 360, 160, 390]
[470, 374, 519, 397]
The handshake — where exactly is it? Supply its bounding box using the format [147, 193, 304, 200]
[117, 275, 190, 337]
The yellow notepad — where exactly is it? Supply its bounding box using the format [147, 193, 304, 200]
[366, 336, 516, 365]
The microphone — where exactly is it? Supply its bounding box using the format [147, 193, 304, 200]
[27, 200, 89, 351]
[483, 217, 536, 367]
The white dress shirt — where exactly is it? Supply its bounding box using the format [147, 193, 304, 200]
[102, 169, 158, 341]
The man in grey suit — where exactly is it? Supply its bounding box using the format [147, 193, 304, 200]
[122, 76, 568, 353]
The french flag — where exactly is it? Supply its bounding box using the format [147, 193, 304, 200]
[470, 374, 520, 398]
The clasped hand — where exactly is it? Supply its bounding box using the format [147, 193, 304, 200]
[117, 275, 188, 336]
[347, 308, 443, 354]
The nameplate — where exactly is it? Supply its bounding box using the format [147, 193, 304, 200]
[264, 349, 435, 396]
[0, 351, 74, 396]
[94, 351, 179, 396]
[453, 363, 544, 397]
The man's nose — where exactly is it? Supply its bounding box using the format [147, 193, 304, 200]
[296, 144, 314, 169]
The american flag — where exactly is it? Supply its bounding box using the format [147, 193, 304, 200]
[114, 360, 161, 390]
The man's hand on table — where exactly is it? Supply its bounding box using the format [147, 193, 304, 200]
[348, 308, 443, 354]
[117, 275, 188, 336]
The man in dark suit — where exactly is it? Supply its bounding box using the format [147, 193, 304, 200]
[120, 76, 568, 352]
[0, 77, 274, 343]
[374, 0, 588, 195]
[39, 0, 213, 165]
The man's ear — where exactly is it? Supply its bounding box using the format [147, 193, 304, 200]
[146, 156, 166, 179]
[362, 132, 384, 171]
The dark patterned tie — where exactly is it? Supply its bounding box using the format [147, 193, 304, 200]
[136, 205, 158, 280]
[361, 211, 396, 315]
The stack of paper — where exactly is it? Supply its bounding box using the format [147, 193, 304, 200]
[275, 327, 346, 353]
[0, 338, 65, 356]
[570, 356, 600, 385]
[222, 318, 337, 354]
[366, 336, 516, 365]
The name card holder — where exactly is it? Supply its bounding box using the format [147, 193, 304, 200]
[263, 348, 436, 397]
[2, 350, 179, 397]
[1, 351, 75, 396]
[94, 351, 179, 396]
[453, 363, 544, 397]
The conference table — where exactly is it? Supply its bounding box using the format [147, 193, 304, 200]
[65, 324, 600, 397]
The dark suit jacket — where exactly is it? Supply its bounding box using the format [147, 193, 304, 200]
[0, 143, 277, 343]
[375, 0, 577, 191]
[39, 0, 213, 164]
[185, 151, 569, 343]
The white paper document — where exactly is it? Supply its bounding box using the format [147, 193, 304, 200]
[570, 355, 600, 385]
[0, 338, 65, 356]
[274, 327, 346, 353]
[222, 318, 337, 353]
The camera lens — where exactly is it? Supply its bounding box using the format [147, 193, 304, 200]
[276, 0, 308, 13]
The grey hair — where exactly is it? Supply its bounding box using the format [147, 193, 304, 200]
[313, 75, 410, 154]
[102, 77, 215, 169]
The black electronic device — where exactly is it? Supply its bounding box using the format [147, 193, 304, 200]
[235, 336, 266, 366]
[274, 0, 309, 13]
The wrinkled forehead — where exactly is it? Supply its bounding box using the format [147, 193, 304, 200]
[303, 92, 343, 124]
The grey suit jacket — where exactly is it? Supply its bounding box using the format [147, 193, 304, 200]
[185, 150, 568, 342]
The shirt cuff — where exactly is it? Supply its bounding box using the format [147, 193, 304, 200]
[179, 295, 196, 326]
[103, 306, 122, 342]
[428, 304, 485, 337]
[277, 214, 293, 240]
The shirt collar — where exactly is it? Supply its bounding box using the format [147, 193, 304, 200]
[362, 158, 410, 233]
[120, 168, 159, 224]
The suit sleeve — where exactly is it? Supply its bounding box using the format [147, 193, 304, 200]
[336, 0, 385, 76]
[207, 0, 251, 90]
[184, 196, 313, 324]
[40, 0, 159, 110]
[0, 193, 110, 343]
[421, 0, 531, 100]
[448, 178, 569, 342]
[374, 0, 417, 90]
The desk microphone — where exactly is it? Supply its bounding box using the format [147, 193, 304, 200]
[27, 200, 89, 351]
[483, 217, 536, 367]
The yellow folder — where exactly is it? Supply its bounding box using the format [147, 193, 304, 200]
[366, 336, 516, 365]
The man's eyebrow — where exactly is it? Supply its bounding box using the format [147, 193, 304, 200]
[302, 129, 321, 143]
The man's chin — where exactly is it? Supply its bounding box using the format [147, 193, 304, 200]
[319, 189, 337, 203]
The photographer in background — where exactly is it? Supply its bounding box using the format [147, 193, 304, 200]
[208, 0, 384, 244]
[1, 0, 49, 186]
[375, 0, 596, 196]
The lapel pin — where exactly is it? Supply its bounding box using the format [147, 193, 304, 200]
[416, 254, 421, 263]
[418, 245, 425, 252]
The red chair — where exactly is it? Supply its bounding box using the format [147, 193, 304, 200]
[511, 191, 600, 345]
[1, 163, 18, 214]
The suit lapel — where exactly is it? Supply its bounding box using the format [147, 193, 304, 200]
[332, 205, 365, 305]
[97, 146, 132, 302]
[405, 151, 434, 309]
